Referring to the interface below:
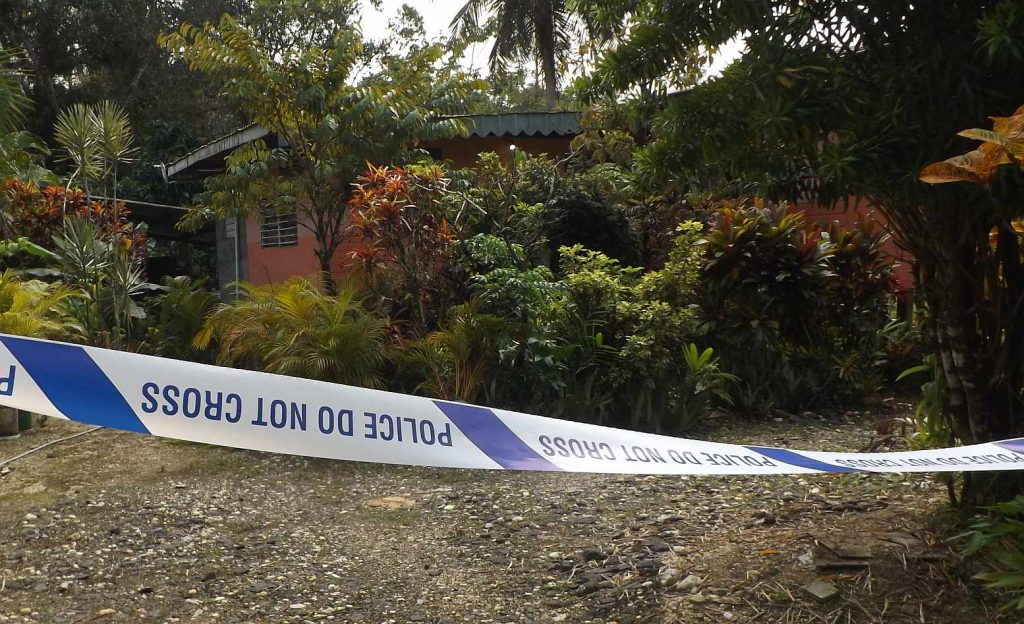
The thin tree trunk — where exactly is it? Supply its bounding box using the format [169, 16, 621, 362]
[317, 250, 336, 296]
[536, 0, 558, 111]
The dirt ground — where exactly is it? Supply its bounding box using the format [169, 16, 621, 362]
[0, 407, 1006, 624]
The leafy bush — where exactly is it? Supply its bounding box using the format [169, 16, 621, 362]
[1, 179, 146, 262]
[195, 277, 388, 388]
[700, 200, 896, 412]
[398, 301, 507, 403]
[347, 163, 457, 334]
[459, 152, 642, 269]
[962, 496, 1024, 611]
[148, 276, 218, 361]
[0, 269, 78, 338]
[50, 217, 150, 348]
[547, 223, 723, 432]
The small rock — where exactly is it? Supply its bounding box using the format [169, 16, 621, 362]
[96, 608, 116, 617]
[674, 574, 702, 592]
[803, 580, 840, 602]
[657, 567, 682, 587]
[640, 537, 671, 552]
[581, 548, 606, 562]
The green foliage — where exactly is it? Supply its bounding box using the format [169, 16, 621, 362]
[53, 101, 137, 198]
[163, 15, 480, 287]
[0, 269, 77, 338]
[577, 0, 1024, 507]
[450, 0, 598, 110]
[195, 277, 388, 388]
[400, 301, 507, 403]
[50, 217, 148, 347]
[149, 276, 218, 361]
[456, 152, 642, 270]
[700, 201, 896, 412]
[0, 48, 29, 135]
[0, 131, 54, 185]
[962, 496, 1024, 611]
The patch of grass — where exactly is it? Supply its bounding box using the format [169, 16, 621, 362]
[0, 489, 56, 511]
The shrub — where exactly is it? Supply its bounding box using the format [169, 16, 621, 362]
[700, 200, 897, 412]
[962, 496, 1024, 612]
[548, 222, 723, 432]
[195, 277, 388, 388]
[50, 217, 149, 349]
[148, 276, 218, 361]
[1, 179, 146, 263]
[398, 301, 507, 403]
[0, 269, 78, 338]
[347, 163, 457, 334]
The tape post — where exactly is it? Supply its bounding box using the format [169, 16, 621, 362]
[2, 334, 1024, 475]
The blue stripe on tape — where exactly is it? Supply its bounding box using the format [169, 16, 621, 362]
[745, 446, 861, 473]
[996, 439, 1024, 455]
[1, 336, 150, 434]
[433, 401, 562, 471]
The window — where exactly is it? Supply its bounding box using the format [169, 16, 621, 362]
[260, 208, 298, 247]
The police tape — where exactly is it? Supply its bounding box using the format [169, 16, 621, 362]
[1, 333, 1023, 475]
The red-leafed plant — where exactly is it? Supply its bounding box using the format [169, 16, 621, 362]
[1, 179, 147, 263]
[346, 163, 457, 334]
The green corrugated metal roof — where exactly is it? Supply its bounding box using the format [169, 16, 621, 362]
[164, 112, 581, 179]
[453, 112, 581, 138]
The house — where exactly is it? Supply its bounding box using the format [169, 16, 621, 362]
[162, 112, 580, 298]
[163, 110, 912, 297]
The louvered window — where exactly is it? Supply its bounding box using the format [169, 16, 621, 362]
[260, 208, 298, 247]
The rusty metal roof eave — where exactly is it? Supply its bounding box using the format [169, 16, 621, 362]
[163, 112, 582, 179]
[163, 125, 272, 180]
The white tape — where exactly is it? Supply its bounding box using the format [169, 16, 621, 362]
[1, 334, 1022, 475]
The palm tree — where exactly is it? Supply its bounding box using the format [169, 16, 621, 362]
[451, 0, 576, 111]
[0, 47, 29, 135]
[194, 277, 389, 388]
[0, 270, 78, 338]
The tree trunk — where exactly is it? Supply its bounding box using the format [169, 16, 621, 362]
[543, 54, 558, 111]
[535, 1, 558, 111]
[923, 214, 1024, 510]
[317, 251, 336, 296]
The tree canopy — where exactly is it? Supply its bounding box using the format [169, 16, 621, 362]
[162, 15, 482, 292]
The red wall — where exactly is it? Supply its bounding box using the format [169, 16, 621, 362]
[792, 198, 915, 292]
[243, 136, 574, 287]
[241, 137, 915, 292]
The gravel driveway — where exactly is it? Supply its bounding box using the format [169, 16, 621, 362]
[0, 409, 1005, 623]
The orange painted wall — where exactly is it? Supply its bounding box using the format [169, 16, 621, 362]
[243, 216, 318, 284]
[243, 135, 574, 287]
[420, 135, 573, 168]
[242, 134, 915, 292]
[243, 215, 368, 287]
[792, 198, 915, 292]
